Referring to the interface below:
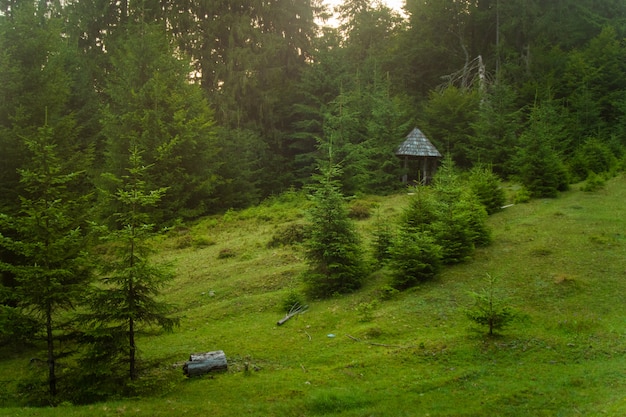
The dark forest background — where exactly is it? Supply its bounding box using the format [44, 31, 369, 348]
[2, 0, 626, 222]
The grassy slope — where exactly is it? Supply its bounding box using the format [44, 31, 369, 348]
[2, 177, 626, 416]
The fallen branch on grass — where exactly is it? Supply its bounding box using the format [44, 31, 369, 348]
[277, 302, 308, 326]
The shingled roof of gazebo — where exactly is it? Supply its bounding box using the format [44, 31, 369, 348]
[395, 127, 442, 158]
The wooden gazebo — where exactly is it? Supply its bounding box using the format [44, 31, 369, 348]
[395, 127, 442, 185]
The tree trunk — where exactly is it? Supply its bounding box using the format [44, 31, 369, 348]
[183, 350, 228, 377]
[46, 306, 56, 397]
[129, 316, 136, 380]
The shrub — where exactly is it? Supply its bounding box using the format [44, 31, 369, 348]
[348, 201, 372, 219]
[375, 284, 400, 300]
[468, 165, 506, 214]
[267, 223, 307, 248]
[388, 230, 442, 290]
[174, 234, 193, 249]
[513, 187, 531, 203]
[356, 300, 379, 322]
[569, 138, 617, 182]
[192, 235, 215, 248]
[580, 171, 606, 192]
[280, 290, 306, 314]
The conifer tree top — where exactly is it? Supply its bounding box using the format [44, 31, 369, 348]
[395, 127, 442, 158]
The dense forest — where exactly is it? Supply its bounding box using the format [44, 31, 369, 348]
[2, 0, 626, 219]
[2, 0, 626, 405]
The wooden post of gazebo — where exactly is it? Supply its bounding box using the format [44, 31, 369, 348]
[395, 127, 442, 185]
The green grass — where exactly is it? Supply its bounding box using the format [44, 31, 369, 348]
[2, 176, 626, 416]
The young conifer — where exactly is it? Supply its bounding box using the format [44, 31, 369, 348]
[466, 273, 517, 336]
[302, 164, 365, 297]
[86, 145, 178, 382]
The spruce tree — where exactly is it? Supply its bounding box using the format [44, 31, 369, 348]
[0, 122, 92, 399]
[468, 84, 521, 177]
[431, 159, 475, 264]
[86, 145, 178, 382]
[466, 274, 517, 336]
[388, 229, 442, 290]
[100, 21, 218, 223]
[515, 103, 569, 198]
[467, 165, 506, 215]
[401, 186, 440, 233]
[302, 165, 365, 297]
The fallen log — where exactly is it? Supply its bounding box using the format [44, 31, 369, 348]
[183, 350, 228, 377]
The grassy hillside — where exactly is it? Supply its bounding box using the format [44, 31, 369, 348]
[2, 177, 626, 416]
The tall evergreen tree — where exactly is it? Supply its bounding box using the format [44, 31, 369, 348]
[469, 83, 521, 176]
[100, 21, 219, 223]
[290, 27, 347, 186]
[320, 86, 370, 194]
[167, 0, 320, 197]
[87, 146, 178, 382]
[420, 86, 480, 169]
[302, 164, 365, 297]
[0, 0, 86, 213]
[515, 103, 570, 198]
[431, 159, 476, 264]
[561, 27, 626, 144]
[400, 0, 477, 99]
[319, 75, 411, 195]
[0, 122, 92, 399]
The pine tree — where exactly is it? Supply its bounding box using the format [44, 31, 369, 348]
[421, 86, 480, 170]
[302, 165, 366, 297]
[468, 165, 506, 215]
[466, 273, 517, 336]
[400, 186, 440, 233]
[0, 0, 87, 215]
[469, 84, 521, 177]
[0, 122, 92, 399]
[431, 159, 491, 263]
[388, 229, 442, 290]
[515, 103, 569, 198]
[87, 145, 178, 382]
[100, 21, 218, 223]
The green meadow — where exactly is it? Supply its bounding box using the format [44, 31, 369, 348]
[2, 176, 626, 416]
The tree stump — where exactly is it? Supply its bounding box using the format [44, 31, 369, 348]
[183, 350, 228, 377]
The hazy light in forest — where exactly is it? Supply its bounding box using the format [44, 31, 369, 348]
[324, 0, 404, 12]
[321, 0, 406, 26]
